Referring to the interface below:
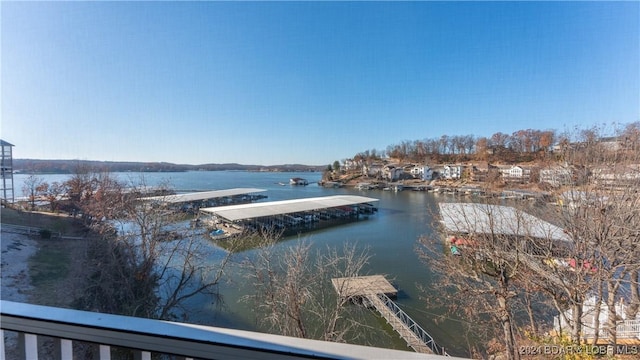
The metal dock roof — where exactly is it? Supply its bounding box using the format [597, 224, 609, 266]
[140, 188, 266, 204]
[200, 195, 379, 222]
[439, 203, 571, 242]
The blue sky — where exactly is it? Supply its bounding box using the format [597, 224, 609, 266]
[2, 2, 638, 166]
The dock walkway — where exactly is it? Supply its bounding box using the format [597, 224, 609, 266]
[332, 275, 448, 356]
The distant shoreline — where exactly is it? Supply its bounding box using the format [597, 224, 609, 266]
[13, 159, 324, 174]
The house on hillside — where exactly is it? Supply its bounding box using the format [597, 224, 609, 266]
[539, 166, 573, 187]
[500, 165, 533, 183]
[443, 165, 462, 180]
[342, 159, 361, 172]
[558, 190, 609, 208]
[382, 164, 404, 182]
[591, 164, 640, 189]
[554, 296, 640, 342]
[598, 136, 624, 152]
[467, 162, 490, 182]
[362, 163, 384, 178]
[409, 165, 434, 181]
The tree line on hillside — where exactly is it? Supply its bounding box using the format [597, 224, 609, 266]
[346, 122, 640, 165]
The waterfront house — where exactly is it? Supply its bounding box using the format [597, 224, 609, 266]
[539, 166, 573, 187]
[363, 163, 384, 178]
[409, 165, 434, 181]
[558, 190, 609, 208]
[554, 296, 640, 342]
[464, 162, 490, 182]
[342, 158, 361, 172]
[500, 165, 533, 183]
[598, 136, 625, 152]
[442, 165, 462, 180]
[382, 164, 404, 182]
[591, 164, 640, 189]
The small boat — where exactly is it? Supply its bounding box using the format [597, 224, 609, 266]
[450, 245, 461, 256]
[210, 229, 226, 238]
[355, 182, 372, 190]
[290, 177, 309, 186]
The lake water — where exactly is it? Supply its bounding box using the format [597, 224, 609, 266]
[13, 171, 467, 355]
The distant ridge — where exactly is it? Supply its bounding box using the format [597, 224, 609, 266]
[13, 159, 323, 174]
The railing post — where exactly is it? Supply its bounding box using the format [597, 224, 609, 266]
[0, 330, 5, 360]
[18, 333, 38, 360]
[53, 338, 73, 360]
[98, 344, 110, 360]
[134, 350, 151, 360]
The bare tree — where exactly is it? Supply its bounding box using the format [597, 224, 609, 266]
[41, 181, 65, 212]
[627, 269, 640, 319]
[241, 232, 375, 343]
[21, 174, 44, 211]
[417, 202, 561, 360]
[75, 176, 231, 321]
[553, 125, 640, 344]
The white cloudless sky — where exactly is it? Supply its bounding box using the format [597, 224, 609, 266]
[2, 2, 638, 166]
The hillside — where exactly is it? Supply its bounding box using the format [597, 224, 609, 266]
[13, 159, 324, 174]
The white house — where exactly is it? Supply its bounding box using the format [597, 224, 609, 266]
[409, 165, 434, 181]
[591, 164, 640, 188]
[382, 164, 404, 182]
[442, 165, 462, 180]
[500, 165, 532, 182]
[539, 166, 573, 187]
[362, 163, 383, 178]
[554, 296, 640, 341]
[342, 159, 361, 172]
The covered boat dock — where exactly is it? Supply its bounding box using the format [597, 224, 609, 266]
[438, 203, 571, 243]
[140, 188, 267, 212]
[200, 195, 379, 232]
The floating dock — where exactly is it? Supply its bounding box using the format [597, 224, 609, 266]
[332, 275, 448, 356]
[331, 275, 397, 298]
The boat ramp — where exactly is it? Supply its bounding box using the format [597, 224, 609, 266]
[332, 275, 449, 356]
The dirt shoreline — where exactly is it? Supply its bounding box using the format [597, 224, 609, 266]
[0, 231, 37, 302]
[1, 208, 92, 357]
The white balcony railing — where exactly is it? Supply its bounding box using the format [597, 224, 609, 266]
[0, 300, 461, 360]
[581, 319, 640, 340]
